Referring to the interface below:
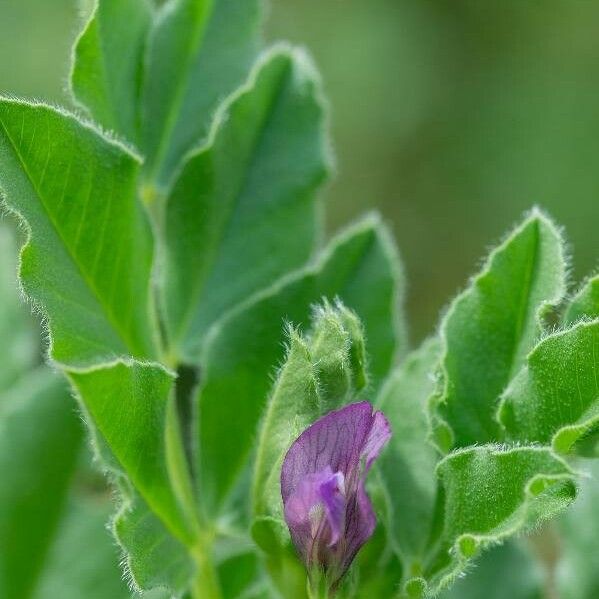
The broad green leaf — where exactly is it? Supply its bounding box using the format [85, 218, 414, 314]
[116, 489, 265, 597]
[431, 210, 566, 451]
[68, 361, 194, 545]
[498, 320, 599, 455]
[252, 302, 366, 547]
[197, 215, 405, 511]
[115, 490, 193, 595]
[141, 0, 261, 186]
[0, 369, 83, 599]
[377, 337, 440, 575]
[564, 275, 599, 324]
[423, 445, 576, 596]
[0, 224, 37, 390]
[163, 47, 330, 363]
[438, 540, 544, 599]
[557, 460, 599, 599]
[70, 0, 152, 144]
[0, 99, 156, 366]
[35, 495, 131, 599]
[69, 361, 212, 595]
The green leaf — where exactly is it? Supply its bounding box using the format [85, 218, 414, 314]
[424, 445, 576, 595]
[68, 361, 193, 545]
[70, 0, 152, 144]
[196, 215, 405, 512]
[498, 320, 599, 456]
[0, 370, 83, 599]
[163, 46, 330, 363]
[0, 99, 157, 366]
[431, 210, 567, 451]
[377, 337, 440, 575]
[115, 490, 193, 595]
[0, 224, 37, 390]
[564, 275, 599, 324]
[438, 540, 544, 599]
[69, 361, 212, 595]
[251, 328, 317, 535]
[309, 301, 367, 409]
[141, 0, 262, 186]
[557, 460, 599, 599]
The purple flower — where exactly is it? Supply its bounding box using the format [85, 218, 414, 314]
[281, 401, 391, 586]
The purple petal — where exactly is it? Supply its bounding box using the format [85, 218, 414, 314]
[319, 471, 345, 546]
[281, 402, 391, 579]
[284, 466, 346, 560]
[362, 410, 392, 470]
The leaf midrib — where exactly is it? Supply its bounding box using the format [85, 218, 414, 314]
[173, 58, 295, 350]
[0, 111, 140, 360]
[508, 220, 541, 382]
[144, 0, 214, 184]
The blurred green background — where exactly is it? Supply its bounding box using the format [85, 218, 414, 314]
[1, 0, 597, 341]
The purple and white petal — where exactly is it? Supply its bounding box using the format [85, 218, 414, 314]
[280, 401, 391, 584]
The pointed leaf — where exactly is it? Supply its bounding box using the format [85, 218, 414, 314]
[70, 0, 152, 144]
[68, 361, 192, 544]
[197, 215, 405, 511]
[0, 99, 156, 366]
[163, 47, 330, 362]
[115, 490, 193, 595]
[377, 337, 441, 572]
[142, 0, 261, 185]
[564, 275, 599, 324]
[309, 301, 366, 409]
[498, 320, 599, 456]
[424, 445, 576, 595]
[432, 211, 566, 451]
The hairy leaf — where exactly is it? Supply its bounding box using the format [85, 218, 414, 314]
[252, 329, 317, 532]
[498, 320, 599, 456]
[163, 47, 330, 363]
[71, 0, 152, 144]
[0, 99, 156, 366]
[423, 445, 576, 595]
[0, 370, 83, 599]
[115, 490, 193, 595]
[377, 337, 440, 574]
[68, 361, 194, 544]
[142, 0, 261, 186]
[564, 275, 599, 324]
[197, 215, 405, 512]
[431, 210, 566, 451]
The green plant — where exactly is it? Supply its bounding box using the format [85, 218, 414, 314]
[0, 2, 598, 598]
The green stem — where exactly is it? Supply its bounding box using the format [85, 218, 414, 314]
[307, 572, 331, 599]
[191, 543, 223, 599]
